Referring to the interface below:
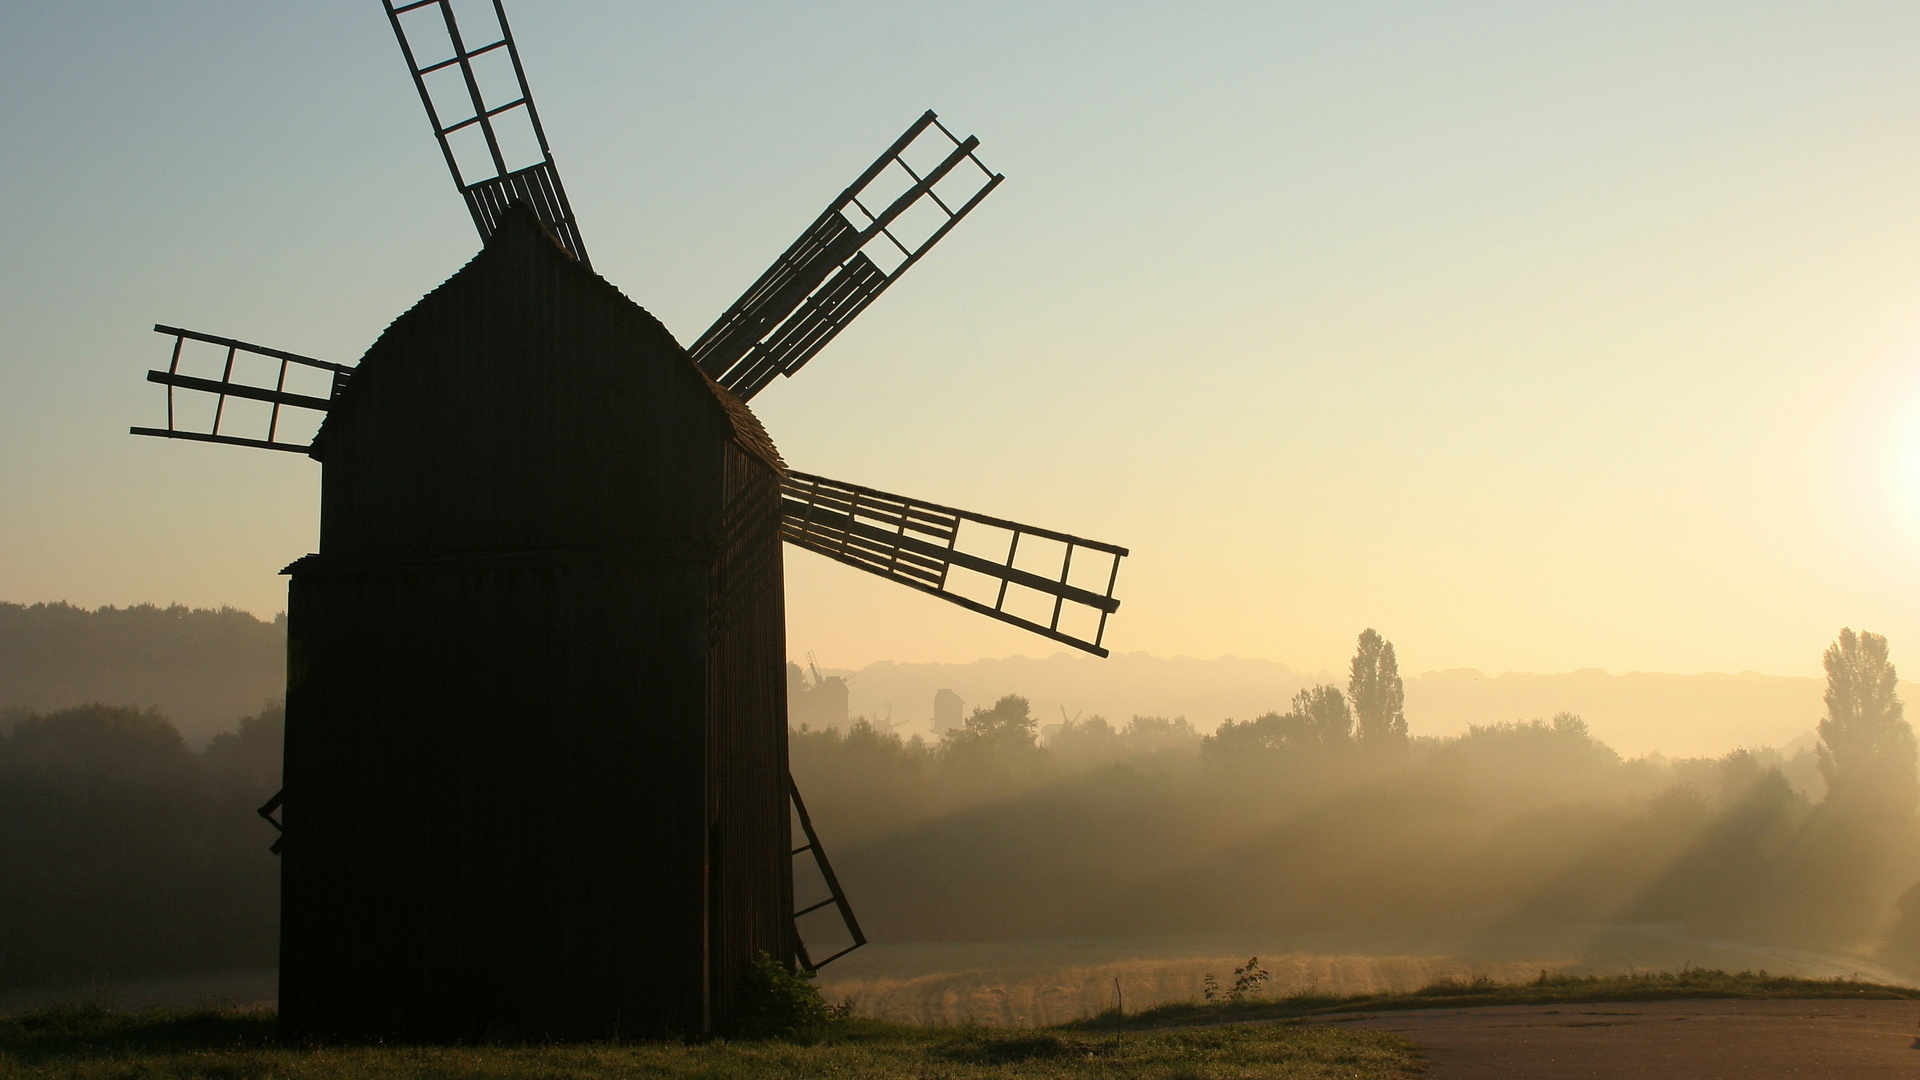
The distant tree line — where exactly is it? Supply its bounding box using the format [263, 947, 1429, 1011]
[0, 702, 281, 990]
[799, 628, 1920, 966]
[4, 625, 1918, 991]
[0, 603, 284, 745]
[1205, 628, 1408, 760]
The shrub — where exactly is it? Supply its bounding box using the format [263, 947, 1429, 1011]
[731, 952, 845, 1038]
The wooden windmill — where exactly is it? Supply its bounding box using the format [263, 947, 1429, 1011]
[130, 0, 1127, 1042]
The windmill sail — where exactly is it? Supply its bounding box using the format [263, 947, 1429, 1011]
[789, 777, 864, 970]
[691, 112, 1003, 402]
[382, 0, 589, 265]
[130, 326, 349, 453]
[780, 470, 1126, 657]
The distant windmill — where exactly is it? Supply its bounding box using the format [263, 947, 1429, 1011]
[130, 0, 1127, 1042]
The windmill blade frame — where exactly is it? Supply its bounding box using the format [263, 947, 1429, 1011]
[121, 1, 1129, 1038]
[382, 0, 590, 265]
[130, 325, 350, 453]
[780, 470, 1126, 657]
[691, 111, 1003, 401]
[788, 776, 865, 971]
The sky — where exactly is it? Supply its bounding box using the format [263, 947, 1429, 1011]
[6, 1, 1920, 679]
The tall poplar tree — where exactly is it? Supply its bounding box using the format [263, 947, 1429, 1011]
[1816, 628, 1916, 803]
[1348, 628, 1408, 747]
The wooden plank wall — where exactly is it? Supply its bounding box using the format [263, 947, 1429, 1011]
[279, 207, 794, 1041]
[703, 441, 793, 1030]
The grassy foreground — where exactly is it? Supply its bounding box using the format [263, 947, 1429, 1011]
[1074, 967, 1920, 1030]
[8, 968, 1911, 1078]
[0, 1005, 1420, 1080]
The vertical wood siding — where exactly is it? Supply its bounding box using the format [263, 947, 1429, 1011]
[703, 441, 792, 1029]
[280, 207, 790, 1041]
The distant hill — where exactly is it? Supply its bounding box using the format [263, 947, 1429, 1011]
[1404, 668, 1850, 760]
[0, 603, 283, 746]
[0, 600, 1883, 759]
[829, 652, 1904, 759]
[835, 653, 1317, 737]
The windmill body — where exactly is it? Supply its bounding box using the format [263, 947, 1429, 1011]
[282, 211, 789, 1039]
[132, 0, 1128, 1042]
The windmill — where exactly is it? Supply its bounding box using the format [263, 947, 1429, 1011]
[130, 0, 1127, 1041]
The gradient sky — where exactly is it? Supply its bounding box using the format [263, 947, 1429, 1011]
[6, 1, 1920, 679]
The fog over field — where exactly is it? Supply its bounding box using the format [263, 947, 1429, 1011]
[797, 653, 1892, 759]
[6, 604, 1920, 1026]
[12, 0, 1920, 1050]
[1, 601, 1881, 758]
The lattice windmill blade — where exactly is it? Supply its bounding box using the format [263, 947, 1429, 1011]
[780, 470, 1126, 657]
[130, 326, 351, 453]
[788, 776, 865, 972]
[382, 0, 590, 265]
[116, 0, 1132, 1036]
[691, 112, 1003, 402]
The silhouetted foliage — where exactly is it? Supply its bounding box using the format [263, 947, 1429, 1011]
[1048, 714, 1200, 771]
[1202, 684, 1352, 763]
[0, 603, 283, 746]
[11, 622, 1920, 992]
[0, 702, 280, 991]
[803, 683, 1917, 958]
[731, 951, 847, 1038]
[943, 695, 1040, 758]
[1348, 629, 1407, 749]
[1202, 957, 1270, 1002]
[1816, 628, 1915, 806]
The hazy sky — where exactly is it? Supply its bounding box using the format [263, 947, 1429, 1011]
[6, 1, 1920, 678]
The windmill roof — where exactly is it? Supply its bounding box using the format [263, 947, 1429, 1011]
[315, 203, 783, 473]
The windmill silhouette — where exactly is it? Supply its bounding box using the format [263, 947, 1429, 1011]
[131, 0, 1127, 1041]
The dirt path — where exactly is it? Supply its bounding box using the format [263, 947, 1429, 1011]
[1322, 999, 1920, 1079]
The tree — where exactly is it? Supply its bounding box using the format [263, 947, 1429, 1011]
[0, 703, 281, 988]
[1201, 685, 1351, 761]
[1348, 629, 1407, 747]
[941, 694, 1042, 766]
[1815, 628, 1916, 802]
[1764, 631, 1920, 950]
[1120, 715, 1201, 754]
[1047, 714, 1119, 765]
[1291, 685, 1353, 746]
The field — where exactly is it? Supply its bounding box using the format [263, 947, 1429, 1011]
[9, 968, 1920, 1079]
[1072, 967, 1920, 1030]
[0, 1007, 1418, 1080]
[812, 926, 1914, 1026]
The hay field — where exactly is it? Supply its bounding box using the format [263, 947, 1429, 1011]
[819, 950, 1558, 1027]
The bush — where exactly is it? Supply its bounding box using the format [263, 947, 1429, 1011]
[731, 952, 845, 1038]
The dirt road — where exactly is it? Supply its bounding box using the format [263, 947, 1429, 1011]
[1326, 999, 1920, 1079]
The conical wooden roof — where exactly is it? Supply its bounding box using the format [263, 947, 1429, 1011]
[313, 204, 782, 557]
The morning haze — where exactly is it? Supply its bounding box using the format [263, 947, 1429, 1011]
[9, 0, 1920, 1067]
[5, 1, 1920, 677]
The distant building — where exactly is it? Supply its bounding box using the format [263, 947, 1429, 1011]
[788, 660, 851, 729]
[811, 673, 850, 728]
[932, 688, 964, 734]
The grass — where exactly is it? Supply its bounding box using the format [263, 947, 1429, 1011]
[1068, 967, 1920, 1031]
[9, 967, 1910, 1078]
[0, 1004, 1421, 1080]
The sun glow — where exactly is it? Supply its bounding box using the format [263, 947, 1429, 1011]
[1892, 405, 1920, 536]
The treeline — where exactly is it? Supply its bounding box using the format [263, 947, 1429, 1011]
[0, 702, 282, 990]
[798, 628, 1920, 966]
[5, 625, 1916, 991]
[0, 603, 285, 746]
